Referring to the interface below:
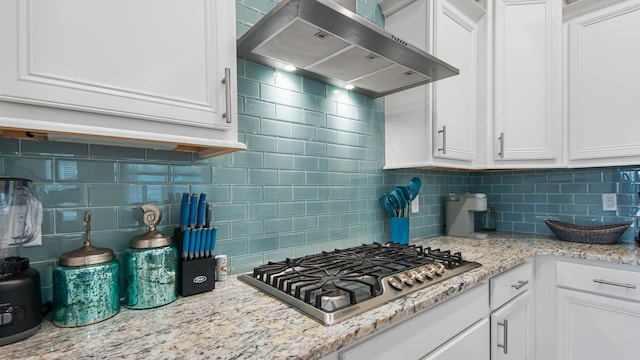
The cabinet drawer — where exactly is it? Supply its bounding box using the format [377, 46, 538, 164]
[556, 261, 640, 302]
[490, 261, 534, 310]
[340, 283, 488, 360]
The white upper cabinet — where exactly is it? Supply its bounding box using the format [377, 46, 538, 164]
[488, 0, 562, 168]
[565, 0, 640, 167]
[384, 0, 485, 169]
[0, 0, 245, 157]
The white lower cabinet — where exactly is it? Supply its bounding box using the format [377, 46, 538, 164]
[489, 261, 535, 360]
[556, 288, 640, 360]
[423, 318, 489, 360]
[491, 290, 534, 360]
[555, 261, 640, 360]
[322, 283, 489, 360]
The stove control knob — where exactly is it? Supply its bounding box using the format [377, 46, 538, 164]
[388, 275, 404, 291]
[407, 269, 424, 283]
[415, 267, 429, 281]
[423, 264, 437, 278]
[433, 262, 445, 275]
[399, 273, 414, 286]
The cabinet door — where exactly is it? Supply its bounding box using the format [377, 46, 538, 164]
[491, 0, 562, 166]
[556, 288, 640, 360]
[0, 0, 233, 131]
[384, 0, 483, 170]
[566, 0, 640, 167]
[432, 0, 481, 163]
[490, 290, 534, 360]
[423, 319, 490, 360]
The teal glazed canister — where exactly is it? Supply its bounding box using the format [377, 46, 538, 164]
[124, 204, 178, 309]
[52, 212, 120, 327]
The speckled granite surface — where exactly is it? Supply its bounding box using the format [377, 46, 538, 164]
[4, 234, 640, 359]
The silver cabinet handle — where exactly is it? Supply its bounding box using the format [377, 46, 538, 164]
[438, 125, 447, 154]
[511, 280, 529, 290]
[593, 279, 637, 289]
[498, 132, 504, 158]
[497, 319, 508, 354]
[222, 67, 232, 124]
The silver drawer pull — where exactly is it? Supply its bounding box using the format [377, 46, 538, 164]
[593, 279, 637, 289]
[497, 319, 508, 354]
[511, 280, 529, 290]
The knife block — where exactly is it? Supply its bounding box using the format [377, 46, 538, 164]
[174, 228, 216, 297]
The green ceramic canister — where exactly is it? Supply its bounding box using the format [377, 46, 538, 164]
[53, 212, 120, 327]
[124, 204, 178, 309]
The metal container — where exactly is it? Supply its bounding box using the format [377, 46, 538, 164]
[52, 212, 120, 327]
[124, 205, 177, 309]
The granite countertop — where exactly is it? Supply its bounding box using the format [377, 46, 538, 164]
[4, 234, 640, 359]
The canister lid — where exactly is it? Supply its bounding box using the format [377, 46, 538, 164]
[58, 211, 114, 266]
[129, 204, 172, 249]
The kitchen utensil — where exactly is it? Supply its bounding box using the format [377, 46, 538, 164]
[188, 228, 197, 259]
[379, 195, 396, 217]
[189, 193, 198, 227]
[182, 228, 191, 260]
[0, 178, 43, 258]
[0, 256, 42, 346]
[52, 211, 120, 327]
[196, 193, 207, 228]
[179, 192, 189, 230]
[205, 202, 213, 228]
[209, 228, 218, 256]
[124, 204, 178, 309]
[409, 177, 421, 201]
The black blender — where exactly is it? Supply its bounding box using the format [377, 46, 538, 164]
[0, 178, 43, 346]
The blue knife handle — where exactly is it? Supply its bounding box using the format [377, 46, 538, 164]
[205, 202, 213, 228]
[210, 228, 217, 255]
[196, 193, 207, 227]
[195, 229, 204, 259]
[189, 193, 199, 227]
[180, 193, 190, 229]
[199, 228, 207, 257]
[188, 228, 197, 259]
[182, 228, 191, 259]
[203, 228, 212, 257]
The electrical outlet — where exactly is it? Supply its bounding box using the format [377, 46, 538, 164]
[602, 193, 617, 211]
[411, 196, 419, 213]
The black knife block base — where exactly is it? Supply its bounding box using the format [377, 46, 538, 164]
[174, 228, 216, 297]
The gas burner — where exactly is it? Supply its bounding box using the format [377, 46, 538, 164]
[239, 242, 481, 325]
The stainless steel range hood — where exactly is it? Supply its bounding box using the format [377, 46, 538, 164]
[237, 0, 459, 98]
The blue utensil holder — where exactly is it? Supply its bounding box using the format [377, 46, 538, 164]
[391, 217, 409, 245]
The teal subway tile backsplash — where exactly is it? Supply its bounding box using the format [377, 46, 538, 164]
[2, 0, 640, 304]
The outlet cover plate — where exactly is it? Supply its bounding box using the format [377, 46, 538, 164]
[411, 196, 419, 213]
[602, 193, 617, 211]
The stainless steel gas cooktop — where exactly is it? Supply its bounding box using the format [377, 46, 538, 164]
[238, 242, 481, 325]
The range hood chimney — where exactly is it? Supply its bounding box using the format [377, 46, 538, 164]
[237, 0, 459, 98]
